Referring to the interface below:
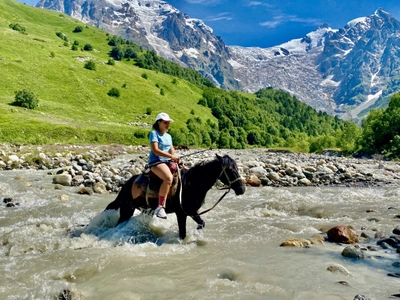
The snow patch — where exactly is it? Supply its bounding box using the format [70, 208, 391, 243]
[183, 48, 199, 58]
[320, 75, 339, 87]
[228, 59, 244, 69]
[347, 17, 368, 27]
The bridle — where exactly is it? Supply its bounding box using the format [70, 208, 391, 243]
[218, 165, 242, 188]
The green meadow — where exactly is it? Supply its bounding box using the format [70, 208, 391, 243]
[0, 0, 213, 145]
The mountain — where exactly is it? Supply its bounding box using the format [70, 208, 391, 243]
[229, 8, 400, 119]
[35, 1, 400, 119]
[35, 0, 239, 90]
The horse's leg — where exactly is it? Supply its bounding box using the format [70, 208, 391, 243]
[176, 212, 187, 240]
[104, 175, 138, 211]
[191, 215, 205, 230]
[104, 198, 119, 211]
[117, 199, 136, 225]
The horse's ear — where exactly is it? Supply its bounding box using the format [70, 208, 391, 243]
[216, 154, 223, 162]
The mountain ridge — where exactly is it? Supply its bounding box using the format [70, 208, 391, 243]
[35, 1, 400, 119]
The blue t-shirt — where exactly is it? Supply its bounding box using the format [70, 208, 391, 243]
[148, 130, 172, 163]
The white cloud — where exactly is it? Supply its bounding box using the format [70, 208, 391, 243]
[247, 1, 273, 8]
[205, 12, 232, 22]
[260, 14, 322, 28]
[184, 0, 222, 4]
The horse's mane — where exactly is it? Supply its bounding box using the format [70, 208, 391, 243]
[181, 155, 235, 184]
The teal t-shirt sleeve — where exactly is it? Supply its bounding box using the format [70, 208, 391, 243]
[149, 130, 158, 143]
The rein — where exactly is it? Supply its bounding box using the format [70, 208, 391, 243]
[177, 164, 240, 217]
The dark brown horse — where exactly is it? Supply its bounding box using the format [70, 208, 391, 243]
[104, 154, 246, 239]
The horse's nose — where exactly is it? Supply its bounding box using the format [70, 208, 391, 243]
[235, 184, 246, 195]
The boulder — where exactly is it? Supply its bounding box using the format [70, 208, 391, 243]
[280, 238, 311, 247]
[246, 174, 261, 187]
[267, 172, 280, 181]
[342, 245, 365, 259]
[93, 182, 108, 194]
[327, 226, 359, 244]
[53, 174, 72, 186]
[298, 178, 312, 186]
[327, 264, 351, 275]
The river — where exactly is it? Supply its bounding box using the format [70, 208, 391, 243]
[1, 160, 400, 299]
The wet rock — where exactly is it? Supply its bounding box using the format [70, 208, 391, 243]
[392, 261, 400, 268]
[53, 174, 72, 186]
[338, 281, 348, 285]
[388, 273, 400, 278]
[218, 269, 238, 281]
[353, 295, 370, 300]
[77, 187, 93, 195]
[58, 289, 72, 300]
[327, 264, 350, 275]
[327, 226, 359, 244]
[342, 246, 365, 259]
[298, 178, 312, 186]
[3, 197, 13, 203]
[393, 225, 400, 235]
[267, 172, 280, 181]
[280, 238, 311, 247]
[93, 182, 108, 194]
[6, 203, 15, 207]
[58, 194, 69, 201]
[309, 235, 325, 245]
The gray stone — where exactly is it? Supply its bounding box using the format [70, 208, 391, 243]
[267, 172, 280, 181]
[327, 264, 351, 275]
[342, 246, 365, 259]
[53, 174, 72, 186]
[93, 182, 108, 194]
[298, 178, 312, 186]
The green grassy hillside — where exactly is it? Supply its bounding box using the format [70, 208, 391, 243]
[0, 0, 213, 145]
[0, 0, 359, 152]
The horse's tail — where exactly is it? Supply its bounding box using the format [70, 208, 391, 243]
[104, 175, 139, 211]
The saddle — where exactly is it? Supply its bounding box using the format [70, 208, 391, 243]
[134, 161, 179, 202]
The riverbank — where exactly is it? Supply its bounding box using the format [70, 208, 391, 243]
[1, 144, 400, 193]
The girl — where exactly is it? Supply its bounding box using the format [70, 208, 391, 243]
[148, 112, 180, 219]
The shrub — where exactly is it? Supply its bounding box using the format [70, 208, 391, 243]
[71, 44, 78, 51]
[155, 83, 160, 88]
[9, 23, 26, 33]
[84, 60, 96, 70]
[83, 43, 93, 51]
[55, 31, 69, 42]
[145, 107, 152, 115]
[172, 78, 177, 85]
[122, 83, 127, 88]
[50, 51, 56, 58]
[13, 89, 39, 109]
[73, 26, 83, 33]
[73, 40, 79, 45]
[107, 58, 115, 65]
[134, 130, 147, 139]
[108, 88, 120, 98]
[141, 73, 148, 79]
[160, 88, 165, 96]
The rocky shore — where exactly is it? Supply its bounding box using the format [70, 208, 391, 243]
[1, 144, 400, 194]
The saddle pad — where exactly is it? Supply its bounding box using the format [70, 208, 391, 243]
[134, 174, 149, 185]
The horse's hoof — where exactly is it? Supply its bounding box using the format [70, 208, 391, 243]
[197, 221, 205, 230]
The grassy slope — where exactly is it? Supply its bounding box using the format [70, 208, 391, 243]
[0, 0, 214, 145]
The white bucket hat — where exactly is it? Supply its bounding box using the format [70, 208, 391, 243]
[156, 112, 174, 122]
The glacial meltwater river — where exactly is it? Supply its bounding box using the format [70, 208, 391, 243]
[1, 159, 400, 299]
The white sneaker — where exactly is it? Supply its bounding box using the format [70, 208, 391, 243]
[155, 206, 167, 219]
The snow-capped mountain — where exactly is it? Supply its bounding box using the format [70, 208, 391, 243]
[36, 0, 239, 89]
[36, 1, 400, 119]
[229, 8, 400, 118]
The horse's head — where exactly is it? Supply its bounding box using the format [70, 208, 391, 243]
[216, 154, 246, 195]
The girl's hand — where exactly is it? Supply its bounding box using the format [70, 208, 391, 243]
[171, 154, 180, 163]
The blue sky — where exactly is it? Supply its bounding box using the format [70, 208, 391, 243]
[18, 0, 400, 48]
